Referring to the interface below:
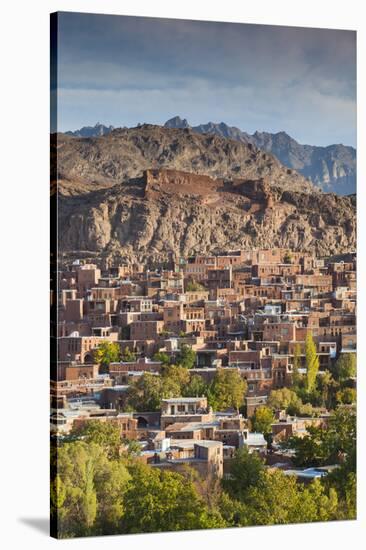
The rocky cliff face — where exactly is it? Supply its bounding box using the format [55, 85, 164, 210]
[57, 166, 356, 266]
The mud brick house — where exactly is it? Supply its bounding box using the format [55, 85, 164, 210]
[160, 397, 213, 430]
[207, 267, 232, 290]
[58, 333, 118, 362]
[184, 255, 217, 281]
[57, 361, 99, 381]
[73, 413, 138, 441]
[130, 319, 165, 340]
[150, 440, 224, 479]
[109, 357, 163, 384]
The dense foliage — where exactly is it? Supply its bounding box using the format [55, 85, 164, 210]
[94, 341, 120, 373]
[124, 365, 247, 413]
[52, 405, 356, 538]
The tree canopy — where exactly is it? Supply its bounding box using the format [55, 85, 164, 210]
[174, 344, 197, 369]
[251, 406, 275, 435]
[305, 332, 319, 393]
[334, 353, 356, 381]
[94, 341, 120, 373]
[209, 369, 247, 412]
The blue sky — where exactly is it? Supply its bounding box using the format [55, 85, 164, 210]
[54, 12, 356, 147]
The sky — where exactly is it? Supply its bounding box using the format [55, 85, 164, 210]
[53, 12, 357, 147]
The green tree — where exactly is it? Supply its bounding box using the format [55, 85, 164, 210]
[251, 406, 275, 436]
[162, 364, 191, 387]
[83, 458, 97, 530]
[222, 449, 340, 527]
[161, 364, 190, 396]
[50, 474, 66, 517]
[121, 347, 136, 362]
[182, 374, 208, 397]
[240, 470, 338, 526]
[93, 458, 131, 534]
[186, 281, 205, 291]
[316, 370, 339, 409]
[305, 332, 319, 393]
[71, 420, 122, 459]
[336, 387, 356, 405]
[335, 353, 356, 382]
[121, 462, 225, 533]
[124, 439, 142, 456]
[292, 343, 302, 387]
[152, 351, 171, 365]
[126, 373, 163, 412]
[286, 406, 356, 467]
[267, 388, 302, 414]
[283, 251, 292, 264]
[175, 344, 196, 369]
[209, 369, 247, 412]
[94, 341, 120, 373]
[298, 479, 338, 522]
[223, 447, 264, 501]
[52, 441, 130, 537]
[286, 425, 331, 466]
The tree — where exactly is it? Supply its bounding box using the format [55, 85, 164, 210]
[316, 370, 339, 409]
[175, 344, 196, 369]
[126, 373, 163, 412]
[240, 470, 338, 526]
[286, 425, 331, 466]
[162, 364, 190, 392]
[152, 351, 171, 365]
[222, 447, 264, 501]
[94, 341, 120, 373]
[209, 369, 247, 412]
[336, 387, 356, 405]
[126, 365, 200, 411]
[153, 364, 192, 400]
[122, 439, 142, 457]
[121, 462, 225, 533]
[71, 420, 122, 459]
[251, 406, 275, 436]
[305, 332, 319, 393]
[121, 347, 136, 362]
[335, 353, 356, 381]
[222, 448, 340, 527]
[286, 406, 356, 467]
[292, 343, 302, 387]
[186, 281, 205, 291]
[83, 458, 98, 530]
[182, 374, 208, 397]
[52, 441, 130, 537]
[283, 251, 292, 264]
[267, 388, 302, 414]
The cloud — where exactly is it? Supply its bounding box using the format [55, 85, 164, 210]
[55, 12, 356, 146]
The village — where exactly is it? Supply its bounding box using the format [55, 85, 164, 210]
[51, 247, 356, 482]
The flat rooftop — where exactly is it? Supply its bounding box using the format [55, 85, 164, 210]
[162, 397, 206, 403]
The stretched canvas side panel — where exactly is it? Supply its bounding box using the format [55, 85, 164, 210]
[50, 11, 59, 540]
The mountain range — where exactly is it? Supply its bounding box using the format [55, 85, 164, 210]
[65, 122, 116, 138]
[164, 117, 356, 195]
[53, 124, 356, 265]
[65, 118, 356, 195]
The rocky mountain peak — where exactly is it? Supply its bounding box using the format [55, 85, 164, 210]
[164, 116, 190, 129]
